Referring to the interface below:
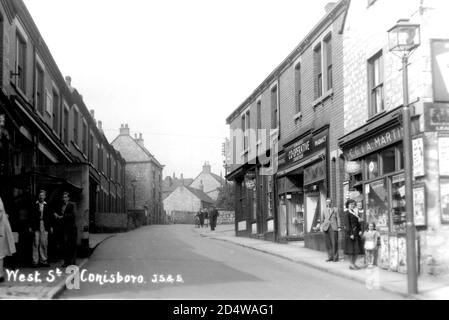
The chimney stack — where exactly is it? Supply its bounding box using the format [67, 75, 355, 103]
[98, 121, 103, 132]
[202, 161, 211, 174]
[65, 76, 72, 87]
[135, 133, 144, 147]
[119, 123, 130, 135]
[90, 109, 95, 119]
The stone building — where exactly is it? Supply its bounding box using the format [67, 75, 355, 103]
[225, 1, 348, 248]
[0, 0, 126, 263]
[111, 124, 164, 224]
[163, 185, 214, 223]
[162, 173, 193, 200]
[190, 162, 224, 201]
[339, 0, 449, 276]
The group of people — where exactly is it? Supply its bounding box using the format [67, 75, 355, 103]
[195, 206, 219, 231]
[0, 190, 78, 282]
[320, 198, 380, 270]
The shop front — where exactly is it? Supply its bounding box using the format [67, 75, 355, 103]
[277, 128, 329, 248]
[339, 111, 418, 273]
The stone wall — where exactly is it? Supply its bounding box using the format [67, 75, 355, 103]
[95, 212, 128, 233]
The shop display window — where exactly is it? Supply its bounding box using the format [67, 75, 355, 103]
[288, 193, 304, 237]
[366, 178, 389, 230]
[391, 174, 406, 232]
[381, 147, 395, 175]
[397, 144, 404, 170]
[267, 175, 274, 218]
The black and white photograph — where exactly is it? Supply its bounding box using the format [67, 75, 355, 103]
[1, 0, 449, 306]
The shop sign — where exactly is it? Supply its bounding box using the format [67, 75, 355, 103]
[412, 137, 425, 177]
[413, 186, 426, 227]
[346, 127, 403, 161]
[424, 103, 449, 132]
[284, 132, 327, 167]
[431, 39, 449, 102]
[304, 161, 326, 186]
[439, 136, 449, 176]
[345, 161, 361, 174]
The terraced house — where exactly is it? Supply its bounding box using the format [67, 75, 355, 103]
[225, 1, 348, 252]
[0, 0, 126, 262]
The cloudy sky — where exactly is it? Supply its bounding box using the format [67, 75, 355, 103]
[23, 0, 332, 178]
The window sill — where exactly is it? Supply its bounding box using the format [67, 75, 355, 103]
[366, 110, 387, 124]
[240, 149, 249, 157]
[270, 128, 279, 138]
[294, 112, 302, 121]
[256, 139, 262, 147]
[313, 89, 334, 109]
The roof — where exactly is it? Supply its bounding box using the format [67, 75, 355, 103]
[185, 186, 215, 204]
[111, 133, 164, 168]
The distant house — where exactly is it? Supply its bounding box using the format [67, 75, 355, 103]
[163, 185, 215, 222]
[111, 124, 164, 224]
[189, 162, 224, 201]
[162, 173, 193, 200]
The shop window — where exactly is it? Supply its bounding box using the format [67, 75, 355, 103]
[35, 65, 45, 115]
[381, 147, 395, 175]
[314, 44, 322, 99]
[15, 33, 27, 92]
[366, 178, 389, 230]
[391, 174, 406, 232]
[365, 154, 379, 180]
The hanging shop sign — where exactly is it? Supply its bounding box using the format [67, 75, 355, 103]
[424, 103, 449, 132]
[345, 161, 362, 174]
[345, 126, 403, 161]
[304, 160, 326, 186]
[284, 131, 328, 167]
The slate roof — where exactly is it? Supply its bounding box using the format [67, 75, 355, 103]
[185, 186, 215, 204]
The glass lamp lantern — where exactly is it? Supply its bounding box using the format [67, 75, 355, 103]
[388, 19, 421, 53]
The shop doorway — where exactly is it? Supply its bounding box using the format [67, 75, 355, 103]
[306, 194, 320, 233]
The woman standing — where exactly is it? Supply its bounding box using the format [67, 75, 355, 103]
[344, 199, 364, 270]
[0, 196, 16, 282]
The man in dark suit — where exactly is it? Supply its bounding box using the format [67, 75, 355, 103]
[320, 198, 341, 262]
[54, 192, 77, 267]
[209, 206, 219, 231]
[29, 190, 53, 267]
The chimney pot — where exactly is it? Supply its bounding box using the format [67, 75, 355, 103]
[98, 121, 103, 130]
[65, 76, 72, 86]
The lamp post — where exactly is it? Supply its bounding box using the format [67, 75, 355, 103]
[388, 19, 420, 295]
[131, 179, 137, 209]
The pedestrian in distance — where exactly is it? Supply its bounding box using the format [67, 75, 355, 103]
[344, 199, 364, 270]
[209, 206, 219, 231]
[199, 209, 205, 228]
[54, 192, 77, 268]
[320, 198, 341, 262]
[362, 222, 381, 268]
[0, 196, 16, 283]
[30, 190, 53, 267]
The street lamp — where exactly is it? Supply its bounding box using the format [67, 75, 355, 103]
[131, 178, 137, 209]
[388, 19, 420, 295]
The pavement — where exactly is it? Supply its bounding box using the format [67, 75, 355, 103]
[194, 224, 449, 300]
[0, 233, 116, 300]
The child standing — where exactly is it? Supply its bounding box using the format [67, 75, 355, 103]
[363, 222, 380, 268]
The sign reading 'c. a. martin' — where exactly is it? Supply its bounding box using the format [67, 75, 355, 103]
[346, 127, 403, 161]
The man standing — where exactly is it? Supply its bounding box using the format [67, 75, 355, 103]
[209, 206, 219, 231]
[30, 190, 52, 267]
[54, 192, 77, 268]
[320, 198, 341, 262]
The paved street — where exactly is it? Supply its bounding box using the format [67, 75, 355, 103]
[61, 225, 404, 299]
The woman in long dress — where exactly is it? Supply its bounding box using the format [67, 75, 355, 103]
[0, 196, 16, 282]
[344, 199, 364, 270]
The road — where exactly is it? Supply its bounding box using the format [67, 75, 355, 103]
[60, 225, 404, 299]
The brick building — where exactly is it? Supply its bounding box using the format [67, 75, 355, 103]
[0, 0, 126, 263]
[338, 0, 449, 276]
[111, 124, 164, 224]
[225, 1, 348, 249]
